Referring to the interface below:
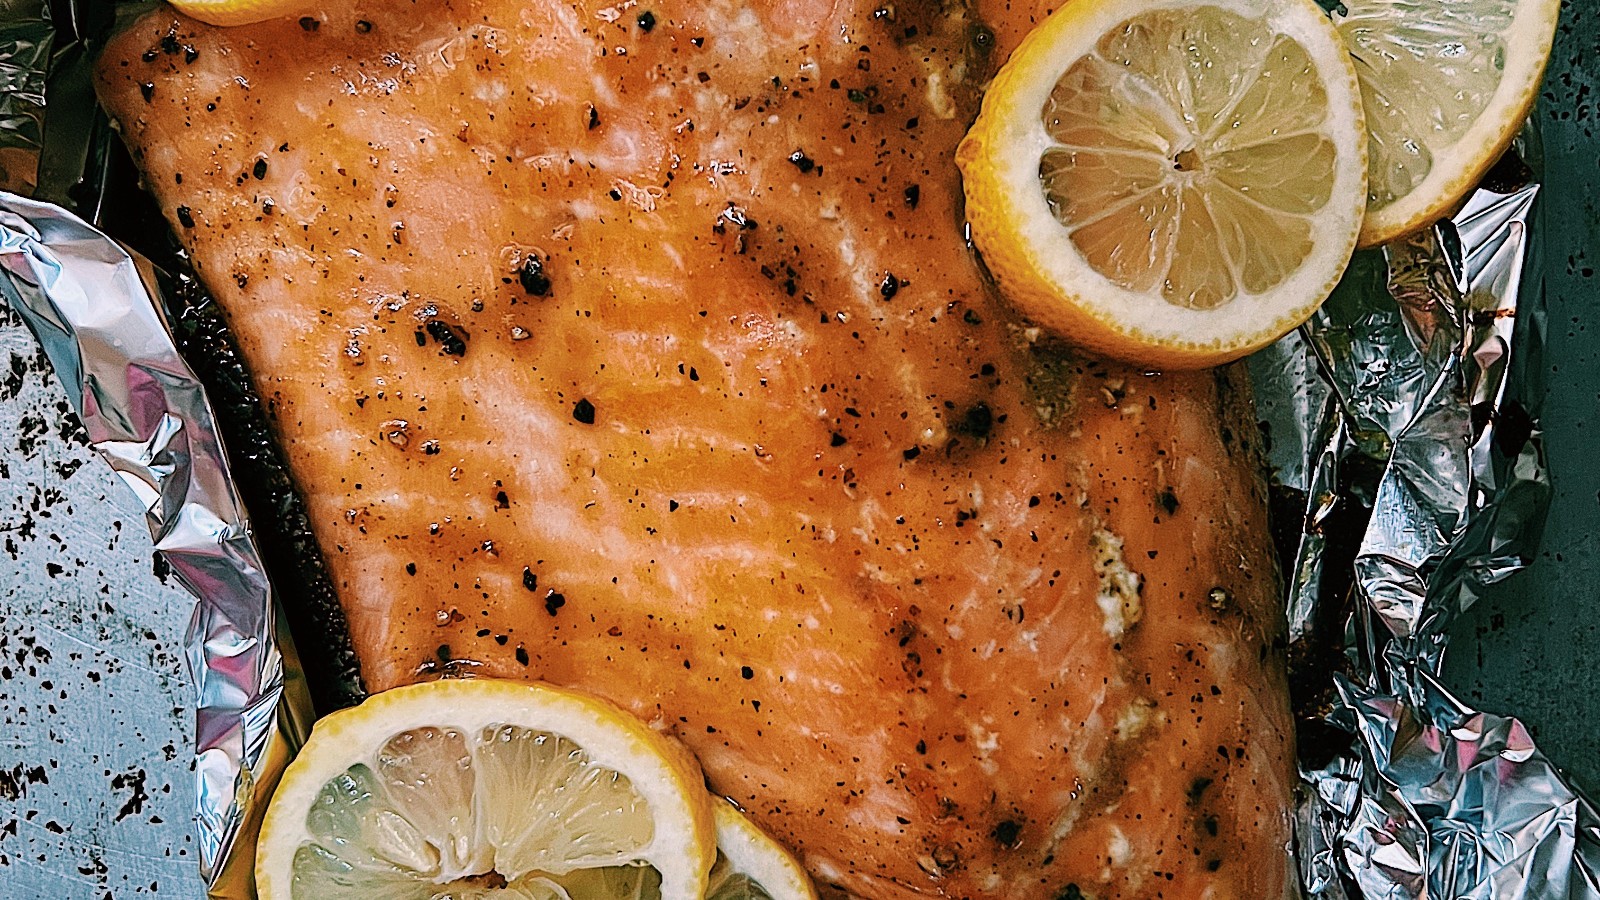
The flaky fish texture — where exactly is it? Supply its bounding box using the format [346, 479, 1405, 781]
[98, 1, 1295, 896]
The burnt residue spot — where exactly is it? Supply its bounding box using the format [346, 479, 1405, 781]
[572, 398, 596, 424]
[544, 591, 567, 616]
[522, 567, 538, 592]
[159, 32, 181, 55]
[879, 272, 902, 300]
[991, 819, 1023, 849]
[954, 402, 993, 439]
[1157, 487, 1180, 516]
[175, 205, 194, 228]
[788, 149, 816, 173]
[636, 10, 656, 31]
[425, 320, 468, 357]
[109, 768, 149, 823]
[518, 254, 552, 296]
[299, 15, 320, 31]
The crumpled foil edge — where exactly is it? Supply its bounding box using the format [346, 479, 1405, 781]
[1251, 135, 1600, 898]
[0, 191, 302, 895]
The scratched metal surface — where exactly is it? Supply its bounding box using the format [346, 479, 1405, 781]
[0, 301, 198, 897]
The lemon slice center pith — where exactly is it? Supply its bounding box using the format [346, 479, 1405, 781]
[1038, 6, 1340, 311]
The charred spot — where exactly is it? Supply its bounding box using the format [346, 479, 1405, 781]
[518, 254, 553, 296]
[954, 402, 993, 439]
[1157, 487, 1180, 515]
[425, 320, 468, 357]
[990, 819, 1023, 849]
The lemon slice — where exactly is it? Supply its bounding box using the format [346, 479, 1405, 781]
[254, 679, 716, 900]
[549, 803, 818, 899]
[957, 0, 1368, 369]
[166, 0, 313, 27]
[1336, 0, 1560, 247]
[705, 802, 819, 900]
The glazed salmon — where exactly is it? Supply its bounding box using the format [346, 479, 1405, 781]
[97, 1, 1295, 896]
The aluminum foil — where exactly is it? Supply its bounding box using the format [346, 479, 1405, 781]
[0, 193, 305, 896]
[1249, 138, 1600, 898]
[0, 1, 1596, 898]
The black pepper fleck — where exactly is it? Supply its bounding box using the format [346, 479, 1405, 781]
[544, 591, 567, 616]
[830, 432, 847, 447]
[515, 645, 530, 666]
[252, 158, 267, 179]
[140, 82, 155, 102]
[523, 567, 538, 592]
[740, 666, 754, 679]
[572, 398, 596, 424]
[904, 184, 920, 208]
[879, 273, 901, 300]
[788, 149, 816, 173]
[175, 205, 194, 228]
[636, 10, 656, 31]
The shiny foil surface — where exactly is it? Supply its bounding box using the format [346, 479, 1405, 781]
[1, 0, 1596, 897]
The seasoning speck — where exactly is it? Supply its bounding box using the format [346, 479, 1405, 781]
[544, 591, 567, 616]
[740, 666, 754, 680]
[904, 184, 920, 208]
[515, 645, 530, 666]
[879, 272, 901, 300]
[572, 398, 596, 424]
[788, 149, 816, 173]
[523, 567, 538, 592]
[175, 205, 194, 228]
[252, 158, 268, 180]
[140, 82, 155, 102]
[636, 10, 656, 31]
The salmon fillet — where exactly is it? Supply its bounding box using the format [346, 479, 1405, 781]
[97, 1, 1296, 896]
